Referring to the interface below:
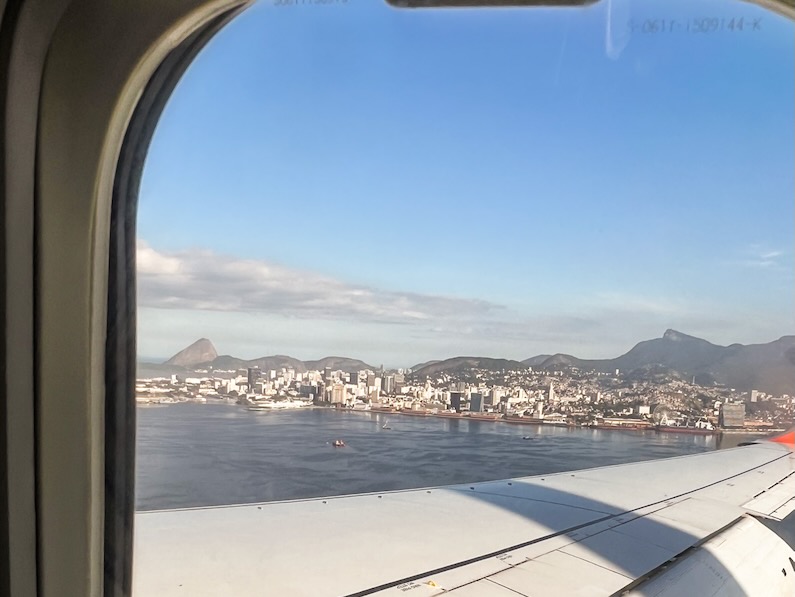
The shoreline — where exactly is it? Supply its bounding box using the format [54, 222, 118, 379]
[333, 407, 780, 436]
[135, 401, 782, 436]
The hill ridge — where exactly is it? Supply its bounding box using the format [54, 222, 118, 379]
[150, 331, 795, 395]
[528, 330, 794, 395]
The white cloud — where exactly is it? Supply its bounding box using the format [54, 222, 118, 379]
[732, 245, 789, 269]
[137, 241, 501, 324]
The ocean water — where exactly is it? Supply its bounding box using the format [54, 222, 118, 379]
[136, 403, 766, 511]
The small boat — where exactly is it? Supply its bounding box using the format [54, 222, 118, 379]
[382, 419, 391, 430]
[332, 440, 346, 447]
[522, 436, 532, 440]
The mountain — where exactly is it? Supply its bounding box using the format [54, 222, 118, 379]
[535, 354, 580, 369]
[522, 355, 552, 367]
[410, 360, 441, 372]
[411, 357, 527, 378]
[529, 330, 795, 395]
[243, 355, 307, 373]
[610, 329, 735, 374]
[150, 333, 795, 395]
[304, 357, 375, 374]
[708, 336, 795, 396]
[164, 338, 218, 368]
[153, 340, 375, 376]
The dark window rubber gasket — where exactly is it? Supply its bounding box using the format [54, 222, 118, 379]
[103, 7, 246, 596]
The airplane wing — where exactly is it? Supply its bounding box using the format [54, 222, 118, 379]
[133, 435, 795, 596]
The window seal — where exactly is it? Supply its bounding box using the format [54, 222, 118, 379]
[103, 7, 246, 596]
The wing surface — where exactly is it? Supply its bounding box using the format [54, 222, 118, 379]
[134, 440, 795, 596]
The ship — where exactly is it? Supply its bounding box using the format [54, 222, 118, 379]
[398, 409, 430, 417]
[247, 399, 307, 411]
[503, 416, 544, 426]
[466, 413, 502, 421]
[589, 423, 654, 431]
[432, 410, 463, 418]
[656, 418, 719, 435]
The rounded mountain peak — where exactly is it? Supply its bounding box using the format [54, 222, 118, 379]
[164, 338, 218, 368]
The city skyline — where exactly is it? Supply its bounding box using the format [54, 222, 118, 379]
[137, 1, 794, 366]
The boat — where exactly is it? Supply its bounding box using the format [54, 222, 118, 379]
[589, 423, 653, 431]
[656, 418, 719, 435]
[432, 411, 462, 418]
[503, 416, 544, 425]
[466, 413, 502, 421]
[399, 409, 430, 417]
[332, 440, 346, 447]
[656, 424, 719, 435]
[247, 399, 307, 412]
[522, 436, 532, 440]
[382, 420, 391, 430]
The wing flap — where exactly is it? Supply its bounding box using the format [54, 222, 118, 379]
[742, 472, 795, 520]
[626, 516, 795, 597]
[484, 551, 630, 597]
[769, 498, 795, 520]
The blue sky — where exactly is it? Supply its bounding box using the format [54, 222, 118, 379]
[138, 0, 794, 366]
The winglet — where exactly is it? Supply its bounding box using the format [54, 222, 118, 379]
[767, 427, 795, 446]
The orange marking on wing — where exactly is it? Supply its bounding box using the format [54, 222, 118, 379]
[769, 430, 795, 445]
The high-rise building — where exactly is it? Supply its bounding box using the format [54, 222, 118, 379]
[331, 384, 346, 404]
[450, 391, 463, 413]
[534, 401, 544, 419]
[548, 381, 555, 403]
[486, 389, 503, 407]
[383, 375, 395, 394]
[470, 393, 484, 412]
[749, 390, 759, 403]
[720, 403, 745, 428]
[324, 366, 333, 382]
[247, 367, 261, 390]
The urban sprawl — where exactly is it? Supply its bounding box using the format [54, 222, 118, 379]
[136, 364, 793, 432]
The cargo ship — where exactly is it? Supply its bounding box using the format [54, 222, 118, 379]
[656, 424, 719, 435]
[590, 424, 654, 431]
[504, 416, 544, 426]
[656, 418, 719, 435]
[398, 409, 430, 417]
[466, 413, 502, 421]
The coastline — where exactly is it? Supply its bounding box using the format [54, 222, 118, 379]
[333, 406, 780, 436]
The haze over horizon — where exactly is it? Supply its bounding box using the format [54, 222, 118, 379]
[136, 1, 794, 367]
[139, 328, 794, 372]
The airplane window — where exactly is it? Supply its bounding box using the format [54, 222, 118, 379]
[135, 0, 793, 516]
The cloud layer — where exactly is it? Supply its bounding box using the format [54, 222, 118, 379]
[137, 242, 792, 363]
[137, 241, 500, 324]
